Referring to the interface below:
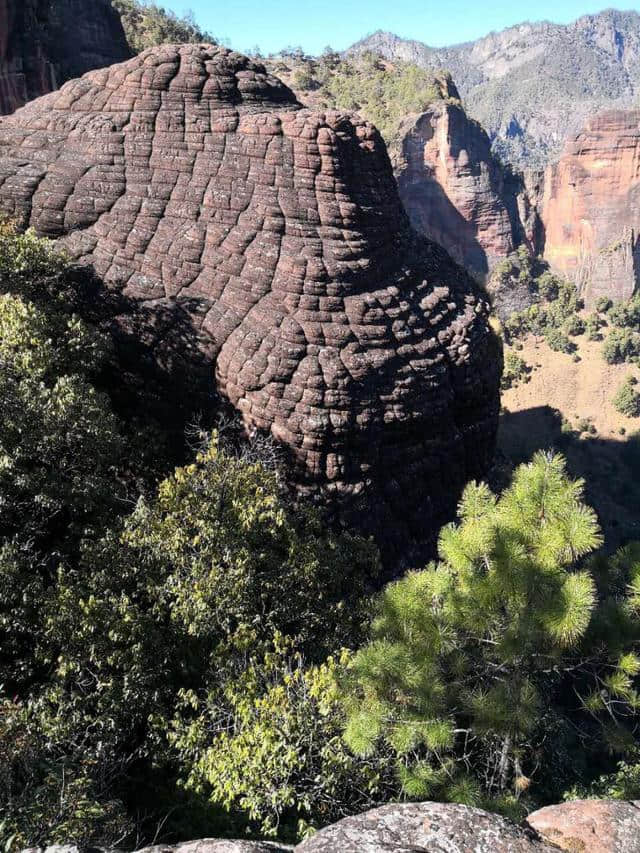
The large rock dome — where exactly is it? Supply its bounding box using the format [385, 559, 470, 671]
[0, 44, 501, 562]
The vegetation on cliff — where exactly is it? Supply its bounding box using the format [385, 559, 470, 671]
[2, 233, 640, 846]
[112, 0, 217, 52]
[266, 50, 456, 148]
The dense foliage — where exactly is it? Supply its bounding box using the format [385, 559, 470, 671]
[2, 226, 640, 846]
[0, 226, 381, 846]
[613, 376, 640, 418]
[269, 51, 455, 148]
[499, 251, 582, 352]
[112, 0, 217, 53]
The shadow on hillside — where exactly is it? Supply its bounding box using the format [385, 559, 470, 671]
[498, 405, 640, 548]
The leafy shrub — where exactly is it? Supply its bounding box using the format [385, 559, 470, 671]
[613, 376, 640, 417]
[167, 640, 397, 840]
[544, 327, 575, 353]
[595, 296, 613, 314]
[585, 312, 606, 341]
[607, 296, 640, 329]
[602, 328, 640, 364]
[563, 315, 585, 336]
[501, 351, 530, 390]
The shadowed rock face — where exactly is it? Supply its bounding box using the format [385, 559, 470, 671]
[0, 0, 130, 116]
[394, 101, 539, 282]
[0, 44, 501, 563]
[542, 109, 640, 306]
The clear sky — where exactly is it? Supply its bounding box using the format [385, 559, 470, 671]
[162, 1, 640, 56]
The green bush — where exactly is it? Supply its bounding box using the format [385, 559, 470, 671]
[613, 376, 640, 417]
[501, 351, 530, 390]
[607, 296, 640, 328]
[563, 315, 585, 336]
[602, 328, 640, 364]
[595, 296, 613, 314]
[544, 327, 576, 353]
[167, 640, 397, 840]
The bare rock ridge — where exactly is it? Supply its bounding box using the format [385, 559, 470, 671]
[541, 109, 640, 306]
[394, 100, 539, 282]
[0, 44, 501, 562]
[0, 0, 130, 116]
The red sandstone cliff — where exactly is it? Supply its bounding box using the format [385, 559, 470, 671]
[394, 101, 538, 281]
[0, 0, 130, 115]
[0, 45, 501, 563]
[541, 109, 640, 305]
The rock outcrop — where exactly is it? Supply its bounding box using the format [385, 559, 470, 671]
[295, 802, 555, 852]
[394, 101, 536, 281]
[541, 109, 640, 306]
[0, 44, 501, 563]
[22, 799, 640, 852]
[0, 0, 130, 115]
[527, 799, 640, 852]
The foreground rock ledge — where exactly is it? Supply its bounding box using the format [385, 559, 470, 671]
[20, 798, 640, 852]
[0, 44, 501, 561]
[527, 798, 640, 852]
[295, 801, 555, 852]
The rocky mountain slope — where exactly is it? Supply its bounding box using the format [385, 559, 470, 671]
[0, 44, 501, 562]
[0, 0, 130, 115]
[349, 9, 640, 167]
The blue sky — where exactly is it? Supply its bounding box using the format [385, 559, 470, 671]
[163, 1, 640, 56]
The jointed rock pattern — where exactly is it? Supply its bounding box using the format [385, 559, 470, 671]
[0, 45, 500, 558]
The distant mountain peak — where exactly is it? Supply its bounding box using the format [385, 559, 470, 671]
[346, 9, 640, 168]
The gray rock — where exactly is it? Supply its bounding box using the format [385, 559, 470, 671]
[294, 801, 556, 852]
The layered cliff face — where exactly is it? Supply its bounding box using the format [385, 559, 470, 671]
[541, 110, 640, 305]
[0, 0, 130, 115]
[0, 44, 501, 561]
[394, 101, 537, 281]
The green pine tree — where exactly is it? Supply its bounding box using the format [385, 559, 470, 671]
[342, 452, 640, 813]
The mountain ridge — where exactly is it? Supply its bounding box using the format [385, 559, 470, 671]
[347, 9, 640, 166]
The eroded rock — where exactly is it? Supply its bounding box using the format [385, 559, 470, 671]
[527, 798, 640, 852]
[295, 801, 556, 852]
[0, 0, 130, 115]
[541, 109, 640, 306]
[0, 44, 501, 562]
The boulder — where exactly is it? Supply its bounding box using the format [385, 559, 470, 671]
[295, 801, 556, 852]
[0, 44, 501, 563]
[527, 798, 640, 852]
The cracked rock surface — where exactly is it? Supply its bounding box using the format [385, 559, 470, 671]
[294, 801, 556, 852]
[0, 44, 501, 561]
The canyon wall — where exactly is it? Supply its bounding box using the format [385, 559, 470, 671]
[541, 109, 640, 305]
[394, 101, 538, 282]
[0, 0, 130, 115]
[0, 44, 501, 563]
